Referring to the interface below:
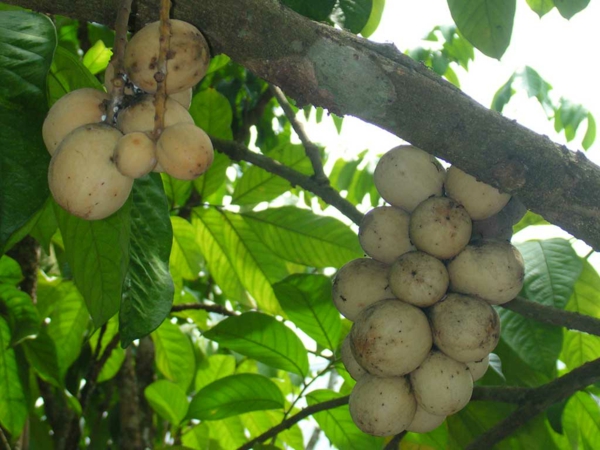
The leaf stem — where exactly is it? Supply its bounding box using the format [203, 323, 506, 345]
[171, 302, 238, 316]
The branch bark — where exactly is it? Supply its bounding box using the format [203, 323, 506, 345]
[7, 0, 600, 249]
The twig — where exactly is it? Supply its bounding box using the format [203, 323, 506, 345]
[383, 431, 407, 450]
[171, 302, 237, 316]
[466, 356, 600, 449]
[470, 386, 529, 403]
[211, 137, 364, 226]
[501, 296, 600, 336]
[92, 323, 108, 360]
[270, 85, 328, 184]
[152, 0, 172, 139]
[105, 0, 133, 124]
[0, 427, 11, 450]
[236, 395, 350, 450]
[282, 362, 336, 422]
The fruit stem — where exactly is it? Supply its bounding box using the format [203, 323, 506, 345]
[152, 0, 172, 140]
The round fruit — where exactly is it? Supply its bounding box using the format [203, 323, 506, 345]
[331, 258, 393, 321]
[116, 95, 194, 134]
[409, 197, 472, 259]
[448, 241, 525, 305]
[42, 88, 109, 155]
[358, 206, 414, 264]
[170, 88, 193, 109]
[445, 166, 511, 220]
[373, 145, 446, 212]
[410, 350, 473, 416]
[350, 299, 432, 376]
[467, 355, 490, 382]
[341, 333, 366, 380]
[388, 251, 449, 308]
[349, 373, 416, 436]
[114, 132, 157, 178]
[124, 20, 210, 94]
[156, 123, 214, 180]
[48, 124, 133, 220]
[429, 293, 500, 363]
[406, 405, 446, 433]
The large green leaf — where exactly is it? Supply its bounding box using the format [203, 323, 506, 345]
[183, 417, 247, 449]
[188, 373, 284, 420]
[333, 0, 373, 34]
[89, 315, 124, 383]
[55, 199, 131, 329]
[360, 0, 385, 37]
[273, 274, 341, 350]
[0, 11, 55, 252]
[563, 392, 600, 449]
[492, 338, 552, 387]
[306, 390, 383, 450]
[144, 380, 189, 426]
[203, 312, 309, 376]
[195, 353, 237, 391]
[554, 0, 589, 19]
[232, 143, 313, 206]
[241, 409, 304, 450]
[0, 256, 22, 285]
[22, 327, 61, 388]
[189, 88, 233, 140]
[120, 176, 173, 346]
[0, 284, 39, 345]
[192, 208, 285, 315]
[152, 320, 195, 391]
[447, 0, 515, 59]
[193, 151, 230, 201]
[0, 317, 27, 436]
[281, 0, 336, 21]
[170, 216, 203, 281]
[526, 0, 555, 17]
[242, 207, 362, 268]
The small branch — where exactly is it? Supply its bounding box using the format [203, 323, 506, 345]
[383, 431, 407, 450]
[105, 0, 133, 124]
[152, 0, 172, 139]
[135, 336, 156, 449]
[212, 137, 364, 226]
[270, 85, 328, 184]
[234, 88, 274, 143]
[171, 302, 237, 316]
[237, 396, 350, 450]
[470, 386, 529, 404]
[501, 296, 600, 336]
[0, 427, 11, 450]
[117, 348, 144, 449]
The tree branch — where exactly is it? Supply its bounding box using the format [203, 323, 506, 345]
[383, 431, 407, 450]
[171, 302, 237, 316]
[212, 137, 364, 225]
[152, 0, 171, 139]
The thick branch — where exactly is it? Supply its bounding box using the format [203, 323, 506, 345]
[212, 138, 364, 225]
[9, 0, 600, 248]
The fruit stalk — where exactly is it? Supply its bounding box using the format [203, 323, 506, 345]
[152, 0, 172, 140]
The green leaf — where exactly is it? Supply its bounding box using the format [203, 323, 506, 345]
[89, 315, 124, 383]
[0, 11, 55, 252]
[273, 274, 341, 350]
[29, 197, 58, 254]
[0, 256, 22, 286]
[526, 0, 555, 17]
[188, 373, 284, 420]
[492, 338, 552, 387]
[82, 39, 112, 75]
[447, 0, 516, 59]
[306, 390, 384, 450]
[195, 354, 236, 391]
[563, 392, 600, 449]
[181, 423, 211, 449]
[582, 113, 596, 150]
[203, 312, 309, 376]
[152, 320, 195, 391]
[22, 327, 61, 388]
[232, 143, 313, 206]
[189, 88, 233, 139]
[241, 409, 304, 450]
[0, 285, 40, 345]
[170, 216, 203, 281]
[360, 0, 384, 37]
[513, 211, 550, 233]
[184, 417, 247, 449]
[0, 317, 27, 436]
[193, 151, 230, 201]
[47, 46, 104, 106]
[144, 380, 189, 426]
[55, 199, 130, 329]
[206, 54, 231, 75]
[555, 99, 588, 142]
[554, 0, 590, 19]
[120, 175, 174, 346]
[334, 0, 373, 34]
[161, 174, 192, 209]
[242, 207, 361, 268]
[281, 0, 337, 21]
[491, 75, 515, 112]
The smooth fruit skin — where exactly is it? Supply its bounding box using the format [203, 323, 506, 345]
[406, 405, 446, 433]
[341, 333, 366, 380]
[429, 293, 500, 363]
[124, 20, 210, 94]
[43, 88, 109, 155]
[358, 206, 414, 264]
[373, 145, 446, 212]
[350, 299, 432, 377]
[156, 123, 214, 180]
[331, 258, 393, 321]
[116, 95, 194, 134]
[114, 132, 157, 178]
[349, 374, 416, 436]
[48, 124, 133, 220]
[467, 355, 490, 381]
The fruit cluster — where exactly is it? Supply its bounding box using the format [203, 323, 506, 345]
[42, 20, 213, 221]
[332, 145, 526, 436]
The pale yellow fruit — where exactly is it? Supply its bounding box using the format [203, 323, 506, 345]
[156, 123, 214, 180]
[445, 166, 511, 220]
[341, 333, 366, 380]
[169, 88, 193, 109]
[124, 20, 210, 94]
[48, 124, 133, 220]
[358, 206, 414, 264]
[467, 355, 490, 382]
[116, 95, 194, 134]
[43, 88, 109, 155]
[114, 132, 157, 178]
[406, 405, 446, 433]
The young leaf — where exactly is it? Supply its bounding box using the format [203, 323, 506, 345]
[203, 312, 309, 376]
[0, 285, 40, 345]
[82, 39, 112, 75]
[152, 320, 195, 391]
[144, 380, 189, 426]
[120, 175, 174, 347]
[273, 274, 341, 350]
[195, 354, 237, 391]
[55, 199, 131, 329]
[188, 373, 284, 420]
[242, 207, 362, 268]
[582, 112, 596, 150]
[360, 0, 385, 37]
[0, 317, 27, 436]
[526, 0, 555, 17]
